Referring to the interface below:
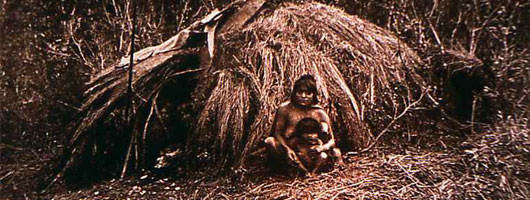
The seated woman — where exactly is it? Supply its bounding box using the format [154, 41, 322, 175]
[264, 74, 343, 173]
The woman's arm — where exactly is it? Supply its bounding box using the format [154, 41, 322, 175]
[316, 109, 336, 152]
[272, 105, 298, 161]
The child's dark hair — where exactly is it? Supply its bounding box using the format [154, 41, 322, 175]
[291, 74, 319, 104]
[294, 118, 322, 137]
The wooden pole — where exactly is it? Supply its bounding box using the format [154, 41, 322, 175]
[121, 0, 137, 179]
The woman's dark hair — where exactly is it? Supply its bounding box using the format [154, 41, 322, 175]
[291, 74, 319, 105]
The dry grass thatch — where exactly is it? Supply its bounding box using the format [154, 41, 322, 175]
[54, 0, 431, 181]
[192, 2, 428, 165]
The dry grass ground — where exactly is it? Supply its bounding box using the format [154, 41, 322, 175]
[3, 119, 524, 200]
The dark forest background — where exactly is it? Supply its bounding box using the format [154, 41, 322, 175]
[1, 0, 528, 198]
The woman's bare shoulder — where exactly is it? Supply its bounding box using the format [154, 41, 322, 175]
[277, 101, 292, 111]
[311, 106, 329, 120]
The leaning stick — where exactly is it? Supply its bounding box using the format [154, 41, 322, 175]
[121, 129, 135, 179]
[121, 0, 137, 178]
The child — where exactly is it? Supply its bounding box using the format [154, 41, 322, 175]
[289, 118, 340, 175]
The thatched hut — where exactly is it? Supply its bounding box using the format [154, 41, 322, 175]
[53, 0, 429, 182]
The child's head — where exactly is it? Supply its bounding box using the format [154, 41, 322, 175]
[295, 118, 322, 143]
